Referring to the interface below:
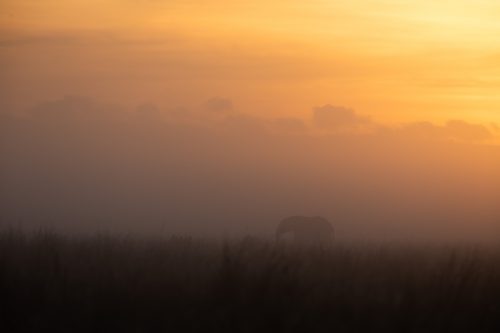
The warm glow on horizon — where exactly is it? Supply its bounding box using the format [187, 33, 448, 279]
[1, 0, 500, 134]
[2, 0, 500, 240]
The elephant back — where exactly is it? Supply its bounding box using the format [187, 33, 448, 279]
[276, 216, 334, 245]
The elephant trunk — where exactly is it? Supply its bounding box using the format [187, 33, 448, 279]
[275, 229, 284, 241]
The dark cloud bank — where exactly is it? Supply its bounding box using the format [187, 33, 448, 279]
[1, 96, 499, 241]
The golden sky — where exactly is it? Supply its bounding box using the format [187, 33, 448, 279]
[2, 1, 500, 239]
[2, 0, 500, 127]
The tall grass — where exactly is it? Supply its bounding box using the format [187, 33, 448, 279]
[1, 229, 499, 332]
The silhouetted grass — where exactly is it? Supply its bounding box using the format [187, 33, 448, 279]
[1, 229, 500, 332]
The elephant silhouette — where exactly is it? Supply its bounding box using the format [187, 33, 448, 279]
[276, 216, 334, 245]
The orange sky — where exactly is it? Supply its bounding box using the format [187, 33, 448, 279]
[2, 0, 500, 130]
[2, 1, 500, 239]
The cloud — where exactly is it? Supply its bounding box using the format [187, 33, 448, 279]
[0, 34, 81, 47]
[400, 120, 493, 142]
[204, 97, 234, 113]
[0, 30, 184, 48]
[399, 121, 450, 141]
[311, 105, 493, 142]
[445, 120, 492, 141]
[270, 117, 307, 133]
[136, 102, 160, 115]
[313, 104, 371, 130]
[222, 114, 267, 135]
[1, 96, 499, 240]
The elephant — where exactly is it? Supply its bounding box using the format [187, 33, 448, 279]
[276, 216, 334, 245]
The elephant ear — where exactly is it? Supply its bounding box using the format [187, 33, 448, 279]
[276, 218, 290, 236]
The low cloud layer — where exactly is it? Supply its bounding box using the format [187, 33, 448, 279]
[401, 120, 493, 142]
[1, 96, 499, 241]
[311, 104, 495, 143]
[313, 105, 372, 131]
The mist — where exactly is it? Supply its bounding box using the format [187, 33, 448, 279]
[1, 95, 499, 241]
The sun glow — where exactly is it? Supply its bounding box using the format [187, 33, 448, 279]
[1, 0, 500, 130]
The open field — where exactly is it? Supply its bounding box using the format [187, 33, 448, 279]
[1, 230, 500, 332]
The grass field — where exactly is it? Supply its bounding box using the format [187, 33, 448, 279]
[1, 229, 500, 332]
